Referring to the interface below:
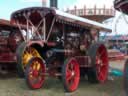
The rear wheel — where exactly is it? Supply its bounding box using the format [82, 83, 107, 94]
[87, 43, 108, 83]
[124, 59, 128, 95]
[25, 57, 46, 89]
[62, 58, 80, 92]
[16, 42, 40, 77]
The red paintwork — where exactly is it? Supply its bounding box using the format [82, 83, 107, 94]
[65, 58, 80, 92]
[75, 56, 91, 67]
[0, 53, 16, 63]
[27, 57, 46, 89]
[0, 19, 23, 64]
[96, 46, 108, 83]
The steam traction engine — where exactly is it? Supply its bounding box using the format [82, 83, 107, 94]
[11, 7, 111, 92]
[114, 0, 128, 95]
[0, 19, 25, 73]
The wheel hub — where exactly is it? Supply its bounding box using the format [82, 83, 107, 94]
[71, 71, 75, 76]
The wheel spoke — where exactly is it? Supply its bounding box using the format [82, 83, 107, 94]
[22, 47, 40, 70]
[99, 71, 104, 80]
[66, 69, 72, 81]
[70, 63, 74, 70]
[68, 77, 75, 85]
[98, 50, 105, 57]
[96, 58, 100, 65]
[28, 68, 33, 77]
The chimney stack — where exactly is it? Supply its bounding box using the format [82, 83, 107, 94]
[50, 0, 58, 8]
[42, 0, 47, 7]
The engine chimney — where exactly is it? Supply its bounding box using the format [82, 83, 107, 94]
[42, 0, 47, 7]
[50, 0, 58, 8]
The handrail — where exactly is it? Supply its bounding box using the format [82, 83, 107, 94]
[66, 7, 115, 16]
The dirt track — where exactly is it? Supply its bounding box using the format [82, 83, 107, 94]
[0, 60, 125, 96]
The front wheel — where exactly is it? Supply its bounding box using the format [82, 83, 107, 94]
[62, 58, 80, 92]
[25, 57, 46, 89]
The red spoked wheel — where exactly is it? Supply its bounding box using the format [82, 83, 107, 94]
[95, 45, 108, 83]
[62, 58, 80, 92]
[25, 57, 46, 89]
[88, 43, 108, 83]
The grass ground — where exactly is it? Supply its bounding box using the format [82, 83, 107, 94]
[0, 76, 124, 96]
[0, 60, 125, 96]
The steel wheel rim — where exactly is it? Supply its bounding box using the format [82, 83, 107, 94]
[65, 59, 80, 91]
[28, 58, 45, 89]
[96, 46, 108, 83]
[22, 47, 40, 69]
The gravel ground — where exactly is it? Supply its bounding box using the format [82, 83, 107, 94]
[0, 60, 125, 96]
[0, 76, 124, 96]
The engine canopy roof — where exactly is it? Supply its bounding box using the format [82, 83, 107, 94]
[11, 7, 112, 32]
